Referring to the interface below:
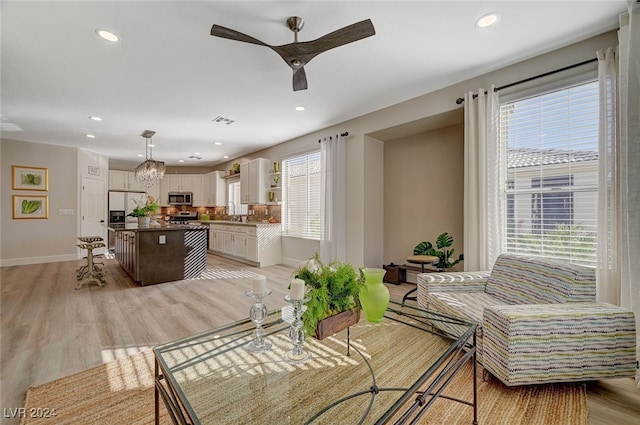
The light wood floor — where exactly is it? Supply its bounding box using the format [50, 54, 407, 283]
[1, 256, 638, 425]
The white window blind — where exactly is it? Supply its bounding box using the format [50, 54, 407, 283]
[282, 151, 321, 239]
[500, 80, 599, 266]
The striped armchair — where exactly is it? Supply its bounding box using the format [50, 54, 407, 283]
[417, 253, 637, 386]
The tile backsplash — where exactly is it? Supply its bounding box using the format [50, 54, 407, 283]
[160, 204, 281, 223]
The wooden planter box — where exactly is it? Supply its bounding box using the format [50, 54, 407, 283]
[314, 308, 360, 340]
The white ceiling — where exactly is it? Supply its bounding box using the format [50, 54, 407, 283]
[1, 1, 626, 167]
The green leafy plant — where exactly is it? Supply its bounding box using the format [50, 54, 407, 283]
[128, 195, 160, 217]
[413, 232, 463, 271]
[293, 253, 363, 336]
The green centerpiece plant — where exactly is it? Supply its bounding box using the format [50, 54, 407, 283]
[293, 253, 364, 338]
[128, 195, 160, 217]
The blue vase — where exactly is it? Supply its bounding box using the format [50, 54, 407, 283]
[358, 268, 389, 323]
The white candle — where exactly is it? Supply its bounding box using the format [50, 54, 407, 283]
[252, 275, 267, 294]
[290, 278, 306, 300]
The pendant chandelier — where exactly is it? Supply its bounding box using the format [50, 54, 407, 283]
[134, 130, 165, 187]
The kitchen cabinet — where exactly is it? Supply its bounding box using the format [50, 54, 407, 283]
[161, 174, 204, 206]
[109, 170, 145, 191]
[240, 158, 269, 204]
[206, 222, 281, 267]
[203, 171, 226, 206]
[209, 224, 225, 251]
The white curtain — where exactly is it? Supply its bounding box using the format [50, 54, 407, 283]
[320, 134, 347, 263]
[463, 86, 501, 271]
[597, 1, 640, 385]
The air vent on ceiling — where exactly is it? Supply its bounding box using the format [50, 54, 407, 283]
[212, 116, 234, 125]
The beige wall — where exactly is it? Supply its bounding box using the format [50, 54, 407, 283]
[383, 124, 464, 267]
[1, 139, 79, 264]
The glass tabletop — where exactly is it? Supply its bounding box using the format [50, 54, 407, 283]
[153, 300, 476, 425]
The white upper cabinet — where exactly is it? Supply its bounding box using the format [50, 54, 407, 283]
[163, 174, 204, 206]
[204, 171, 226, 206]
[109, 170, 145, 191]
[240, 158, 269, 204]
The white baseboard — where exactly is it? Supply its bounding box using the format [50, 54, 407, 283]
[0, 254, 78, 267]
[280, 256, 305, 268]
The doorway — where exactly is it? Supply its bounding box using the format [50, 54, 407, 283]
[81, 177, 106, 256]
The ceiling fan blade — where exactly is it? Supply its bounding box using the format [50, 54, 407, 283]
[271, 19, 375, 70]
[292, 67, 308, 91]
[210, 24, 269, 47]
[305, 19, 376, 55]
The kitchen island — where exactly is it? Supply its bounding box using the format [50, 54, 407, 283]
[108, 223, 208, 286]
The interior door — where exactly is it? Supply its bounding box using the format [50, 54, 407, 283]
[81, 177, 106, 255]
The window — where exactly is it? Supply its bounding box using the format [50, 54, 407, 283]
[282, 151, 321, 239]
[500, 81, 599, 266]
[227, 180, 247, 216]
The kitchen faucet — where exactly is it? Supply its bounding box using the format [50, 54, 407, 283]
[228, 201, 239, 221]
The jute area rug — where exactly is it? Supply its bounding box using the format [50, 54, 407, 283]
[21, 350, 587, 425]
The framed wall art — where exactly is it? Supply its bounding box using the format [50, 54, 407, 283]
[12, 195, 49, 219]
[12, 165, 49, 191]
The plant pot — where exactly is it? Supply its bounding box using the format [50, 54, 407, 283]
[137, 216, 150, 227]
[314, 308, 360, 340]
[358, 268, 389, 323]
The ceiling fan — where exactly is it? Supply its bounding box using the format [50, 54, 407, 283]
[210, 17, 375, 91]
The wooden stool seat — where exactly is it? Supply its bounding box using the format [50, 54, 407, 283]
[403, 255, 439, 303]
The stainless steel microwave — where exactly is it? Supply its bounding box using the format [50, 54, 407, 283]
[168, 192, 193, 205]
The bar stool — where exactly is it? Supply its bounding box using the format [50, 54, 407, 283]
[76, 237, 106, 290]
[76, 236, 105, 278]
[402, 255, 439, 303]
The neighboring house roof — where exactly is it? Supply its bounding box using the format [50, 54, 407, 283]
[508, 147, 599, 169]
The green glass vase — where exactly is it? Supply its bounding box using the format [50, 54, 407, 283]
[358, 268, 389, 323]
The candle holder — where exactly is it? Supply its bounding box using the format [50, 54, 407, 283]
[245, 289, 272, 353]
[284, 294, 311, 364]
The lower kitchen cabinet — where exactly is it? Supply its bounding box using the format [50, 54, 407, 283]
[205, 222, 281, 267]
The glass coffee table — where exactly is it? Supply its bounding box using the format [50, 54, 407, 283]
[153, 300, 477, 425]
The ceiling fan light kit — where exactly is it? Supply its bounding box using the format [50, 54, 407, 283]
[210, 16, 375, 91]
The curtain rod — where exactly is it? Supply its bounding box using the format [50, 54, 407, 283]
[455, 57, 598, 105]
[318, 132, 349, 143]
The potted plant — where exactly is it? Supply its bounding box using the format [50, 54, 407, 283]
[293, 253, 364, 339]
[128, 195, 160, 226]
[413, 232, 463, 271]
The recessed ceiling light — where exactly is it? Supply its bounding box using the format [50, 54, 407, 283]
[148, 144, 155, 148]
[137, 153, 144, 157]
[223, 155, 229, 159]
[85, 134, 95, 138]
[476, 13, 499, 28]
[179, 159, 185, 163]
[295, 106, 305, 111]
[89, 116, 102, 121]
[194, 152, 201, 155]
[214, 142, 222, 146]
[95, 29, 119, 42]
